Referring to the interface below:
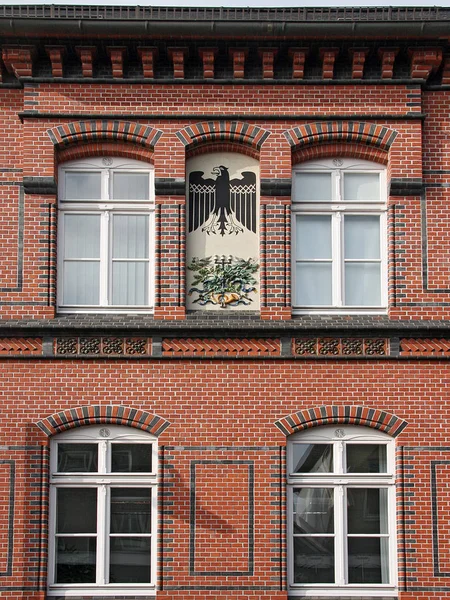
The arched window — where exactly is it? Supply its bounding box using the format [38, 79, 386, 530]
[58, 157, 155, 312]
[292, 158, 387, 312]
[287, 425, 397, 597]
[48, 425, 157, 596]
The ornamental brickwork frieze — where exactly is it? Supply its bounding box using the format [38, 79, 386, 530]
[294, 337, 388, 357]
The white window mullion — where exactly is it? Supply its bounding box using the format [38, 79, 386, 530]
[336, 485, 346, 586]
[99, 212, 110, 307]
[332, 212, 342, 307]
[97, 485, 108, 585]
[48, 485, 57, 585]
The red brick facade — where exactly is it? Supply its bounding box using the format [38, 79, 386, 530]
[0, 5, 449, 600]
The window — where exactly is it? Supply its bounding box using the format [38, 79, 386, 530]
[58, 158, 155, 312]
[48, 425, 157, 596]
[292, 159, 387, 312]
[287, 425, 397, 597]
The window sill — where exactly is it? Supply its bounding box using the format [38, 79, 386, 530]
[47, 585, 156, 597]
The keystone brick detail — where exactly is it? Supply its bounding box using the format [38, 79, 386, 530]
[284, 121, 398, 151]
[168, 47, 188, 79]
[275, 405, 408, 437]
[36, 405, 171, 437]
[47, 120, 163, 149]
[400, 338, 450, 356]
[0, 337, 42, 355]
[162, 338, 281, 356]
[258, 48, 278, 79]
[294, 337, 388, 357]
[176, 121, 270, 150]
[137, 46, 158, 78]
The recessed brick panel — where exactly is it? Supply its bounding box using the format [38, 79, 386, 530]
[191, 460, 253, 575]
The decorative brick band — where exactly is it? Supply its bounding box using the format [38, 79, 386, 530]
[400, 338, 450, 356]
[294, 337, 388, 357]
[176, 121, 270, 151]
[162, 337, 281, 356]
[36, 405, 170, 437]
[275, 405, 407, 437]
[284, 121, 398, 152]
[0, 337, 42, 355]
[47, 120, 163, 149]
[55, 336, 151, 356]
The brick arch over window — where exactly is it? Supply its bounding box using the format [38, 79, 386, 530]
[36, 405, 170, 437]
[275, 405, 407, 437]
[47, 120, 163, 151]
[285, 121, 398, 156]
[176, 121, 270, 154]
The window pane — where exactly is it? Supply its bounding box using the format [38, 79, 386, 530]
[344, 215, 380, 259]
[65, 172, 101, 200]
[295, 173, 332, 202]
[57, 443, 98, 473]
[109, 537, 151, 583]
[348, 537, 389, 583]
[347, 444, 387, 473]
[110, 489, 151, 533]
[347, 488, 388, 534]
[343, 173, 380, 201]
[56, 488, 97, 533]
[112, 173, 150, 200]
[296, 215, 331, 259]
[345, 262, 381, 306]
[293, 488, 334, 533]
[63, 261, 100, 305]
[112, 215, 149, 259]
[111, 444, 152, 473]
[292, 444, 333, 473]
[64, 214, 100, 259]
[293, 537, 334, 583]
[56, 536, 96, 583]
[295, 263, 332, 306]
[111, 262, 148, 305]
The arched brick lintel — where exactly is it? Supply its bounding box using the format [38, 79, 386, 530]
[284, 121, 398, 153]
[36, 405, 170, 437]
[176, 121, 270, 151]
[47, 121, 163, 150]
[275, 405, 407, 437]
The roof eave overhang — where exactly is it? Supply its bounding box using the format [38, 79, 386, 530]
[0, 18, 449, 39]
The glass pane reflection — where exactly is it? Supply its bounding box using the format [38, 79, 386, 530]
[293, 537, 334, 583]
[347, 488, 388, 535]
[56, 536, 96, 583]
[293, 488, 334, 534]
[292, 444, 333, 473]
[347, 444, 387, 473]
[110, 488, 151, 533]
[109, 537, 151, 583]
[348, 537, 389, 583]
[57, 443, 98, 473]
[111, 444, 152, 472]
[56, 488, 97, 533]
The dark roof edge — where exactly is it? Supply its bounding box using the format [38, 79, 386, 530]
[0, 5, 450, 38]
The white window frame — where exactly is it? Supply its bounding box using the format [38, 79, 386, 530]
[287, 425, 397, 598]
[292, 158, 387, 314]
[58, 157, 155, 314]
[48, 425, 157, 597]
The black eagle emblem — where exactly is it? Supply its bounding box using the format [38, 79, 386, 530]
[188, 166, 257, 236]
